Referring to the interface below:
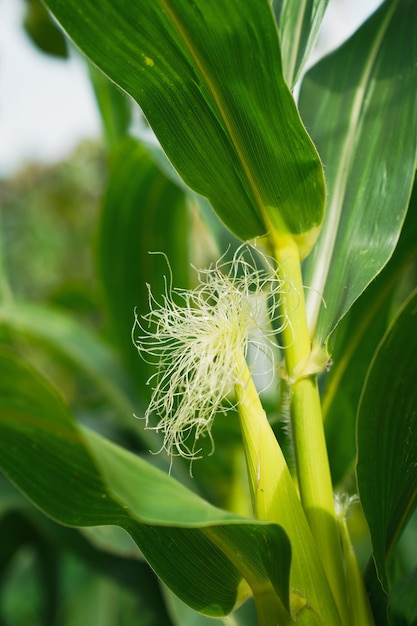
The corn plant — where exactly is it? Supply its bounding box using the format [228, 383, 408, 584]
[1, 1, 417, 624]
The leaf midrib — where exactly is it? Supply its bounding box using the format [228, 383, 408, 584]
[305, 2, 397, 340]
[285, 0, 306, 86]
[159, 0, 272, 233]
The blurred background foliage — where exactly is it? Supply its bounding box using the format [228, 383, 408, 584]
[1, 141, 104, 306]
[0, 140, 171, 624]
[0, 144, 168, 625]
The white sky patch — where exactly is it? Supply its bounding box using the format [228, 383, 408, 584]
[0, 0, 101, 177]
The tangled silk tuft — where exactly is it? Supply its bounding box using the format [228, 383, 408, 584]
[132, 244, 294, 460]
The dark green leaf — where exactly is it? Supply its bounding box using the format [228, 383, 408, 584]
[23, 0, 68, 58]
[0, 509, 60, 625]
[0, 496, 172, 626]
[390, 564, 417, 625]
[0, 350, 292, 617]
[163, 585, 257, 626]
[364, 557, 390, 626]
[44, 0, 325, 256]
[300, 0, 417, 348]
[324, 176, 417, 485]
[357, 288, 417, 621]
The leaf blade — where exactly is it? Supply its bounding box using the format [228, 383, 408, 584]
[273, 0, 330, 86]
[300, 0, 417, 348]
[0, 349, 292, 617]
[323, 176, 417, 484]
[0, 301, 149, 440]
[44, 0, 325, 255]
[357, 289, 417, 620]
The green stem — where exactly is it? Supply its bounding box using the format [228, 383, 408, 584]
[338, 506, 375, 626]
[271, 237, 349, 626]
[252, 588, 289, 626]
[227, 445, 253, 518]
[235, 358, 295, 523]
[235, 356, 342, 625]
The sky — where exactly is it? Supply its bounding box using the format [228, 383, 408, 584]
[0, 0, 100, 176]
[0, 0, 382, 177]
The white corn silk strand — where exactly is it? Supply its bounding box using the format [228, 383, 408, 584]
[132, 245, 291, 460]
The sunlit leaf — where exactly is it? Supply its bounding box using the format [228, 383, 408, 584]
[272, 0, 330, 86]
[300, 0, 417, 349]
[44, 0, 325, 257]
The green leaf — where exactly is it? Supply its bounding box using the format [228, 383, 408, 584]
[357, 288, 417, 622]
[43, 0, 325, 257]
[390, 564, 417, 625]
[0, 492, 172, 625]
[0, 350, 292, 617]
[163, 585, 257, 626]
[0, 509, 60, 624]
[0, 301, 154, 444]
[88, 64, 132, 149]
[98, 137, 189, 392]
[300, 0, 417, 349]
[272, 0, 329, 86]
[23, 0, 68, 58]
[364, 558, 390, 626]
[323, 176, 417, 485]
